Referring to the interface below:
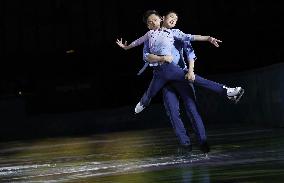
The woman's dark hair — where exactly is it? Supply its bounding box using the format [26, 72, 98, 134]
[142, 10, 161, 24]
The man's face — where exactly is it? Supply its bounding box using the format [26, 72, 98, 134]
[163, 13, 178, 29]
[147, 14, 161, 30]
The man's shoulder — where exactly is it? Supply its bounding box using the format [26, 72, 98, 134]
[171, 29, 185, 35]
[171, 28, 181, 32]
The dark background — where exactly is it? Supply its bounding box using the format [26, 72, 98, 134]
[0, 0, 283, 139]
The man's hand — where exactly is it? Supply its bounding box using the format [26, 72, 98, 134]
[162, 55, 173, 63]
[208, 37, 222, 47]
[185, 70, 195, 82]
[116, 38, 129, 50]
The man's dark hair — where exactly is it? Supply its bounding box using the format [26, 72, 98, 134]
[143, 10, 161, 24]
[164, 10, 178, 18]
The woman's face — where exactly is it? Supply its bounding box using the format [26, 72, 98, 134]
[147, 14, 162, 30]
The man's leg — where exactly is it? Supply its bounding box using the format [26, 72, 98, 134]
[172, 82, 210, 153]
[162, 84, 191, 148]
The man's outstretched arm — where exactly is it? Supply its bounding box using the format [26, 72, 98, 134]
[172, 29, 222, 47]
[192, 35, 222, 47]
